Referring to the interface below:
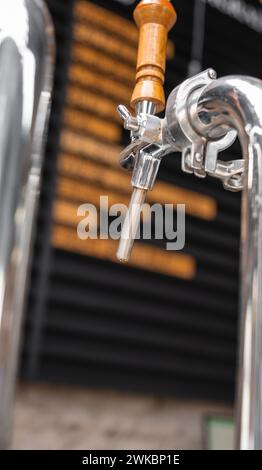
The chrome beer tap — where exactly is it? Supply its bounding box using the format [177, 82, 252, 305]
[117, 0, 262, 451]
[117, 0, 177, 261]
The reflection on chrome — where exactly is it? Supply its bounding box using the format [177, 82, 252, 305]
[0, 0, 54, 448]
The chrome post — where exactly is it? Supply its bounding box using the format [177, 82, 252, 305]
[0, 0, 54, 448]
[117, 71, 262, 449]
[167, 75, 262, 449]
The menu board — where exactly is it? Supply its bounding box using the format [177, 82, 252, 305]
[51, 0, 217, 280]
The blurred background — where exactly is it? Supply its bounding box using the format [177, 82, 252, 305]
[12, 0, 261, 449]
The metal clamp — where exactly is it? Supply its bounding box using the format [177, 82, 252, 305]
[174, 69, 217, 177]
[205, 131, 244, 191]
[166, 69, 244, 191]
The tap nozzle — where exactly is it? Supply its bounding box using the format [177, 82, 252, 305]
[116, 145, 164, 262]
[116, 188, 147, 262]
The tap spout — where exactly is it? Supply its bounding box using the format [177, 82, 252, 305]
[117, 188, 147, 262]
[116, 143, 168, 262]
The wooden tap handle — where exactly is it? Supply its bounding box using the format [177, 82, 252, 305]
[131, 0, 177, 113]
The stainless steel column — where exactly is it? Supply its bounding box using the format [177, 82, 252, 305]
[195, 76, 262, 449]
[0, 0, 54, 448]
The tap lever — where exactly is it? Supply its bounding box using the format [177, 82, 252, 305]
[131, 0, 177, 113]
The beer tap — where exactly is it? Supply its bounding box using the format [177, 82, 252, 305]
[117, 2, 239, 263]
[117, 0, 177, 262]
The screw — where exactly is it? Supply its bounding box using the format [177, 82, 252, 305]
[117, 105, 130, 121]
[195, 152, 202, 163]
[208, 69, 217, 80]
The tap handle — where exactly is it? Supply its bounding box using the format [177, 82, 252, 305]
[130, 0, 177, 113]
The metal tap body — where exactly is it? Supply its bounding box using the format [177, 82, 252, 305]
[117, 70, 262, 449]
